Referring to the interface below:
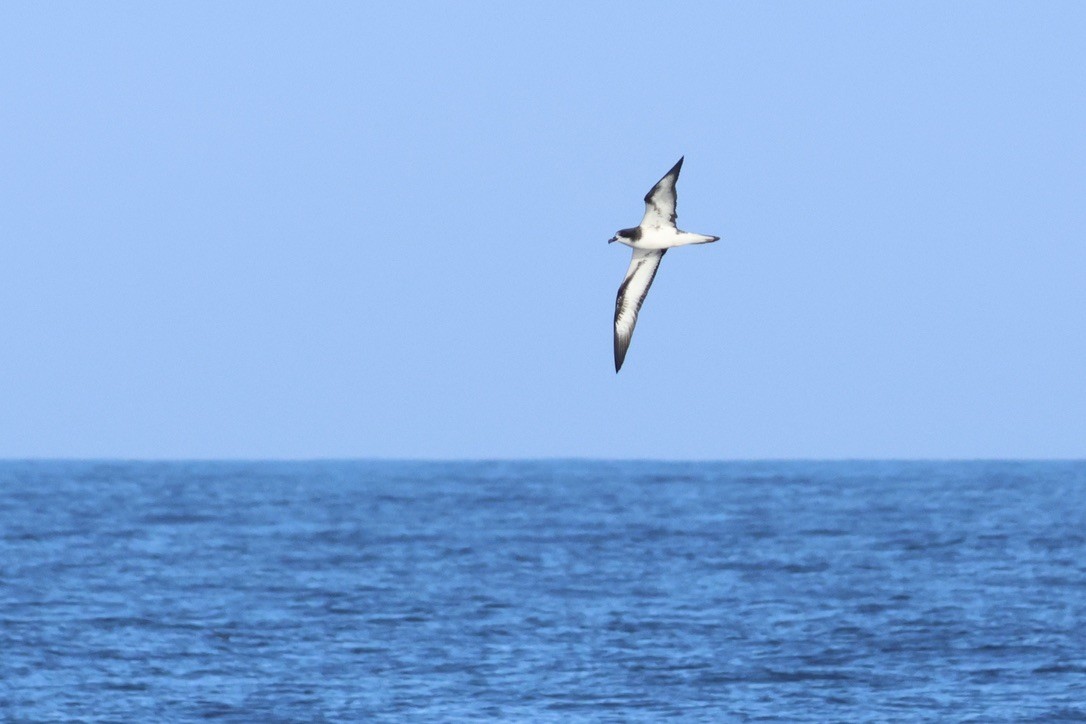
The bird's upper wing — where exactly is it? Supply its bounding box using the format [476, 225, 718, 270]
[614, 248, 667, 372]
[639, 157, 683, 229]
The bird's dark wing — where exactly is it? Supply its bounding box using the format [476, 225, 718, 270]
[640, 156, 683, 228]
[614, 248, 667, 372]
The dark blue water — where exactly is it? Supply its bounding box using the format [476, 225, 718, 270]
[2, 461, 1085, 721]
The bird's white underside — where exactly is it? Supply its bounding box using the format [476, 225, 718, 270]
[615, 226, 716, 251]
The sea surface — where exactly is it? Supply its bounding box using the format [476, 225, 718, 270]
[1, 461, 1085, 721]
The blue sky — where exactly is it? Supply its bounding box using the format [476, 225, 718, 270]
[2, 2, 1084, 459]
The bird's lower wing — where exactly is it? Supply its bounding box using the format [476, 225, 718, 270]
[614, 248, 667, 372]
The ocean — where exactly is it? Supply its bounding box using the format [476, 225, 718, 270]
[1, 461, 1084, 721]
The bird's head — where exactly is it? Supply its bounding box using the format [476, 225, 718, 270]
[609, 227, 641, 244]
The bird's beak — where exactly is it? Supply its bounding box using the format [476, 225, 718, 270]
[607, 236, 616, 244]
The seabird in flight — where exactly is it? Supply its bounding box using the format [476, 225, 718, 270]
[608, 157, 719, 372]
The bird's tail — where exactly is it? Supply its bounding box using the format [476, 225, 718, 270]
[675, 232, 719, 246]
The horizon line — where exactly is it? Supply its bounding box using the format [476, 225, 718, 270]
[2, 457, 1084, 464]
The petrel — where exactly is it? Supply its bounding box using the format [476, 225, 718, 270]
[609, 157, 719, 372]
